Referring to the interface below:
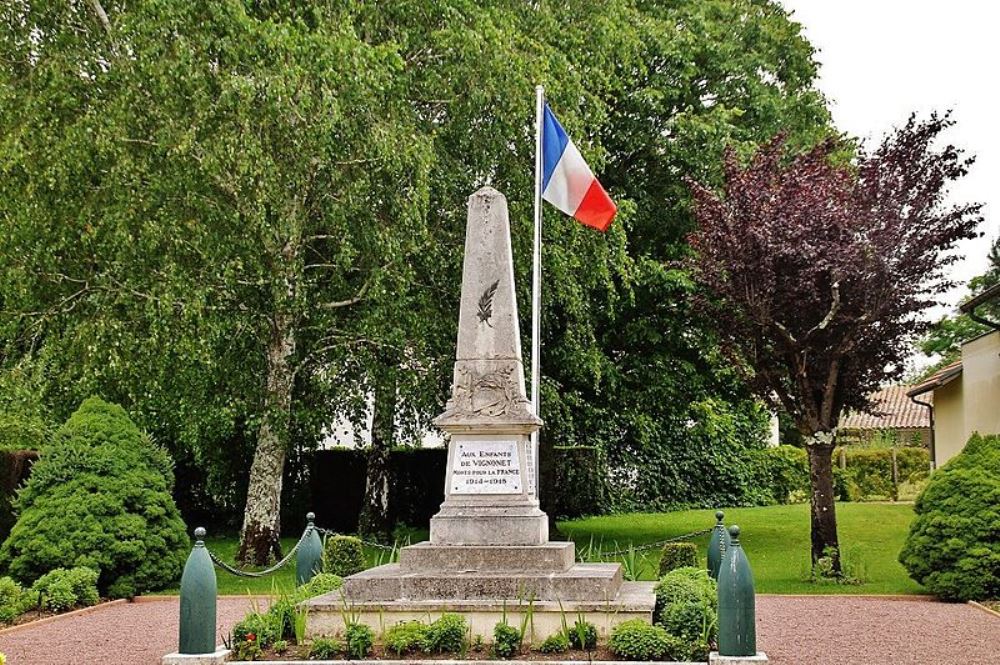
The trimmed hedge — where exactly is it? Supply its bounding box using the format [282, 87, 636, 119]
[899, 433, 1000, 601]
[658, 542, 699, 577]
[0, 398, 188, 597]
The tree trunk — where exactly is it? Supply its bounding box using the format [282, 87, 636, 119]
[806, 436, 841, 572]
[359, 369, 397, 541]
[238, 311, 296, 565]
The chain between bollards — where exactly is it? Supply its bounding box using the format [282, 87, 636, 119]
[707, 510, 731, 579]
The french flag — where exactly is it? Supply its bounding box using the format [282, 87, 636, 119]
[541, 104, 617, 232]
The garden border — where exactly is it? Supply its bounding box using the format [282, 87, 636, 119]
[968, 601, 1000, 620]
[224, 660, 704, 665]
[0, 598, 128, 636]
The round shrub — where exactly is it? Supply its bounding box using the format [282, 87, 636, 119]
[608, 619, 676, 660]
[308, 637, 342, 659]
[0, 398, 188, 598]
[653, 566, 717, 643]
[658, 542, 699, 577]
[0, 577, 22, 623]
[323, 535, 365, 577]
[492, 622, 521, 659]
[29, 567, 100, 613]
[345, 622, 374, 658]
[383, 621, 430, 656]
[567, 619, 597, 650]
[538, 632, 570, 654]
[423, 613, 468, 654]
[899, 433, 1000, 601]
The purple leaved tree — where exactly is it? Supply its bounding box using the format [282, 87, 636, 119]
[687, 115, 982, 570]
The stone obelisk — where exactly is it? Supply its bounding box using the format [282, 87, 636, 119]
[430, 186, 547, 546]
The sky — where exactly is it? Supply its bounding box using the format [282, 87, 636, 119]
[780, 0, 999, 318]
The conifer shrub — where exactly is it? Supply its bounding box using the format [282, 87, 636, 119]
[0, 398, 188, 598]
[899, 433, 1000, 601]
[323, 535, 365, 577]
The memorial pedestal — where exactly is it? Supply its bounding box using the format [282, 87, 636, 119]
[303, 188, 654, 642]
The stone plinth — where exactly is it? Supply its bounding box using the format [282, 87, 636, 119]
[303, 582, 657, 645]
[397, 542, 575, 572]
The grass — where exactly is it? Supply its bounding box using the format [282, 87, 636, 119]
[155, 503, 922, 596]
[558, 502, 925, 595]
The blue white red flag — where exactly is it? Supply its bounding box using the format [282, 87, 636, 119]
[540, 104, 617, 232]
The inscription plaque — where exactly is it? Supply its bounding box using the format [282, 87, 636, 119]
[451, 440, 522, 494]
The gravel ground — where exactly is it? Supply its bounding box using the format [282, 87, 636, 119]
[0, 595, 996, 665]
[757, 595, 1000, 665]
[0, 596, 265, 665]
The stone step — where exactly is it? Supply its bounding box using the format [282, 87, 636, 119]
[303, 581, 656, 644]
[340, 562, 622, 602]
[398, 541, 576, 573]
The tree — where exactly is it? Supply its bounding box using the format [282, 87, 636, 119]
[917, 235, 1000, 375]
[687, 115, 982, 568]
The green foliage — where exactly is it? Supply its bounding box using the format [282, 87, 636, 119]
[383, 621, 430, 656]
[345, 622, 374, 659]
[323, 536, 365, 578]
[899, 434, 1000, 601]
[232, 612, 279, 649]
[423, 613, 468, 654]
[567, 619, 598, 650]
[753, 445, 810, 504]
[658, 542, 699, 577]
[834, 447, 930, 501]
[492, 622, 522, 659]
[538, 632, 570, 654]
[0, 399, 187, 597]
[308, 638, 342, 660]
[29, 567, 99, 613]
[547, 446, 610, 519]
[273, 640, 289, 655]
[653, 567, 717, 643]
[0, 577, 22, 623]
[608, 620, 675, 660]
[232, 637, 264, 662]
[296, 573, 344, 600]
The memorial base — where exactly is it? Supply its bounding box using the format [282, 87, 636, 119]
[709, 652, 769, 664]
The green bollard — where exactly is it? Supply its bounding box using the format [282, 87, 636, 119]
[179, 527, 217, 655]
[717, 525, 756, 657]
[707, 510, 731, 579]
[296, 512, 323, 585]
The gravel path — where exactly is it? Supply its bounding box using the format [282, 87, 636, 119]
[0, 596, 265, 665]
[758, 595, 1000, 665]
[0, 595, 996, 664]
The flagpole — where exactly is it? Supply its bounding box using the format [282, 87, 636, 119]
[531, 85, 543, 497]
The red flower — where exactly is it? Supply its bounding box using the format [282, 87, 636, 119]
[246, 633, 256, 642]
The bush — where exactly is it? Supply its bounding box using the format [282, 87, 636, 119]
[308, 637, 342, 660]
[658, 542, 699, 576]
[323, 535, 365, 577]
[0, 577, 22, 623]
[492, 622, 521, 659]
[297, 573, 343, 599]
[423, 613, 467, 654]
[653, 566, 717, 643]
[753, 445, 809, 504]
[538, 631, 570, 654]
[232, 612, 280, 648]
[30, 567, 99, 613]
[384, 621, 430, 656]
[567, 619, 597, 650]
[608, 619, 676, 660]
[345, 622, 374, 658]
[899, 434, 1000, 601]
[0, 398, 188, 597]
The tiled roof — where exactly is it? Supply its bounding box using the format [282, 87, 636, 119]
[840, 385, 932, 431]
[906, 360, 963, 398]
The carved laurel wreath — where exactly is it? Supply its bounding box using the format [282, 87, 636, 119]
[477, 280, 499, 327]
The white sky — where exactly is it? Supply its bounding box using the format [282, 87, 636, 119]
[780, 0, 999, 315]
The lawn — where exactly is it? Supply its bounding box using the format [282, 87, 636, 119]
[159, 503, 922, 596]
[558, 502, 924, 595]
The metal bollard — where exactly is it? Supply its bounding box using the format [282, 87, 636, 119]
[717, 525, 756, 657]
[179, 527, 217, 654]
[707, 510, 731, 579]
[296, 512, 323, 585]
